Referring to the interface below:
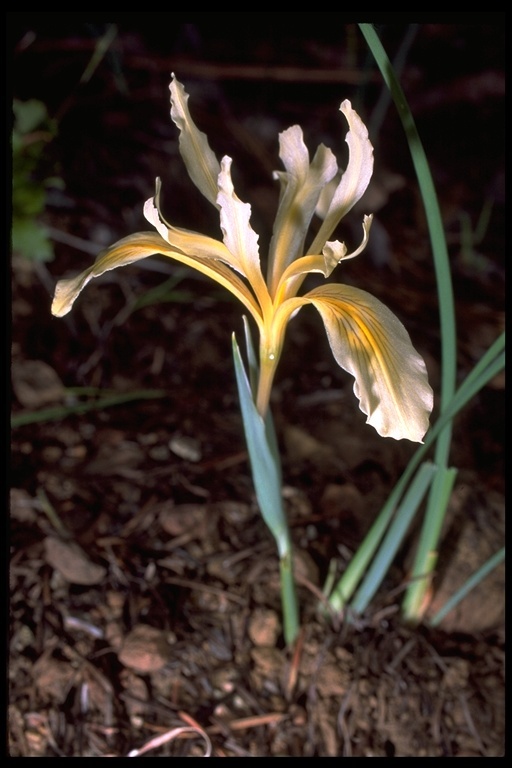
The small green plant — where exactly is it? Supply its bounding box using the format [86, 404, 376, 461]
[12, 98, 63, 262]
[324, 25, 504, 627]
[51, 71, 434, 645]
[50, 25, 504, 644]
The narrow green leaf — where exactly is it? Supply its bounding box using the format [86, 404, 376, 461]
[326, 332, 503, 614]
[429, 547, 505, 628]
[242, 316, 260, 400]
[232, 333, 287, 555]
[11, 389, 166, 428]
[232, 332, 298, 644]
[402, 466, 458, 621]
[349, 461, 438, 615]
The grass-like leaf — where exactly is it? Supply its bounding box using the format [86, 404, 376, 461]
[12, 389, 166, 428]
[232, 332, 298, 645]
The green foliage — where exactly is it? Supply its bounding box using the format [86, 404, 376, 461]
[232, 327, 299, 645]
[11, 388, 166, 428]
[324, 25, 505, 626]
[12, 98, 63, 262]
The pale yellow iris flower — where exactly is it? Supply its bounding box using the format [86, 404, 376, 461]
[52, 75, 433, 442]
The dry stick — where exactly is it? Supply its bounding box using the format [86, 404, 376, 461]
[127, 725, 212, 758]
[159, 575, 247, 606]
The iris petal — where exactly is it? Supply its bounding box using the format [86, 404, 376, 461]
[52, 232, 167, 317]
[274, 214, 373, 305]
[268, 126, 338, 293]
[309, 100, 374, 255]
[169, 74, 220, 207]
[51, 231, 263, 325]
[302, 284, 433, 442]
[51, 76, 433, 443]
[217, 157, 271, 316]
[144, 187, 243, 273]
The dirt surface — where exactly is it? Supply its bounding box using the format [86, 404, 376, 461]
[10, 18, 505, 757]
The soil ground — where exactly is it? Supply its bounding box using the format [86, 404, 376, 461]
[10, 17, 505, 757]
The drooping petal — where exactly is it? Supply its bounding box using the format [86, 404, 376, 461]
[309, 100, 374, 255]
[169, 74, 221, 207]
[51, 232, 166, 317]
[268, 126, 338, 294]
[304, 284, 433, 442]
[51, 231, 263, 326]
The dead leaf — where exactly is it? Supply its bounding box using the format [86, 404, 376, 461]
[248, 608, 280, 647]
[118, 624, 175, 673]
[12, 360, 65, 408]
[32, 655, 75, 703]
[159, 503, 208, 537]
[44, 536, 107, 585]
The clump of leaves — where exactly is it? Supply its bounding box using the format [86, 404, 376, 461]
[12, 99, 63, 262]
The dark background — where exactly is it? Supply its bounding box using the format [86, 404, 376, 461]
[9, 15, 505, 757]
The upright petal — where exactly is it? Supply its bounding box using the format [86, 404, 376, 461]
[268, 126, 338, 294]
[309, 100, 374, 255]
[170, 74, 221, 207]
[217, 157, 272, 318]
[305, 284, 433, 442]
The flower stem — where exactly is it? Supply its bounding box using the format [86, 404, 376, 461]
[279, 548, 299, 646]
[255, 346, 279, 418]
